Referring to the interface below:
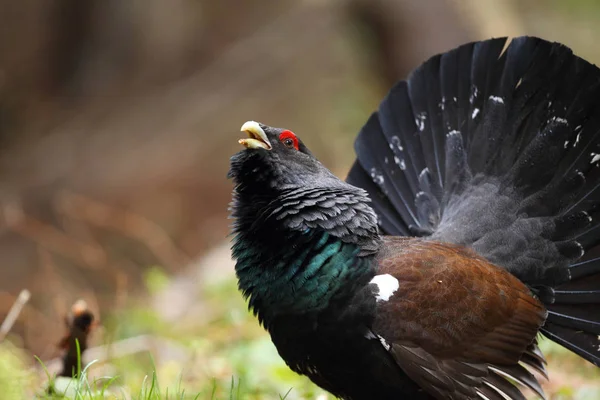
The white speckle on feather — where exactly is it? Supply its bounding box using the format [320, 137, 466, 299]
[415, 112, 427, 132]
[564, 141, 569, 149]
[591, 153, 600, 164]
[365, 331, 391, 351]
[394, 156, 406, 170]
[548, 101, 552, 108]
[551, 116, 568, 125]
[384, 157, 389, 164]
[370, 167, 385, 187]
[470, 85, 478, 104]
[472, 108, 480, 119]
[489, 95, 504, 104]
[575, 132, 582, 147]
[419, 167, 429, 179]
[370, 274, 399, 302]
[391, 135, 403, 151]
[453, 96, 457, 102]
[439, 96, 445, 110]
[447, 130, 460, 137]
[378, 335, 391, 351]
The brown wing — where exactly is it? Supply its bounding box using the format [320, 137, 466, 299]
[371, 237, 548, 400]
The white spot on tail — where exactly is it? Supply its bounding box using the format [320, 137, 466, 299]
[575, 132, 582, 147]
[591, 153, 600, 164]
[391, 135, 403, 151]
[415, 112, 427, 132]
[394, 156, 406, 170]
[489, 95, 504, 104]
[470, 85, 478, 104]
[370, 274, 399, 301]
[370, 168, 385, 188]
[564, 140, 569, 149]
[552, 116, 568, 125]
[472, 108, 480, 119]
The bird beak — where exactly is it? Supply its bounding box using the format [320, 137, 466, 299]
[239, 121, 272, 150]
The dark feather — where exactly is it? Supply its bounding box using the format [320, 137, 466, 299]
[348, 36, 600, 369]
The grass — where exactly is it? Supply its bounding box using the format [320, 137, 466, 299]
[0, 273, 327, 399]
[0, 271, 598, 399]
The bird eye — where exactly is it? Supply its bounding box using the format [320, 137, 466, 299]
[279, 130, 299, 150]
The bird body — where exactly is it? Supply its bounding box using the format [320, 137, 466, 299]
[229, 37, 600, 399]
[57, 300, 96, 378]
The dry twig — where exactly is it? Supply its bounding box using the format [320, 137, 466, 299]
[0, 289, 31, 341]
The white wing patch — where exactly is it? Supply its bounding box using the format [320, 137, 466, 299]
[370, 273, 399, 301]
[365, 330, 391, 351]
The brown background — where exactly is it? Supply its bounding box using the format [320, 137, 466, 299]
[0, 0, 599, 361]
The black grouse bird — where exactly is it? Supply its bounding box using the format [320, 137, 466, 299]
[228, 36, 600, 399]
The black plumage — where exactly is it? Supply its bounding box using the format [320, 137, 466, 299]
[229, 37, 600, 399]
[57, 300, 96, 378]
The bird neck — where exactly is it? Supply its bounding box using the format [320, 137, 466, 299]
[232, 228, 376, 329]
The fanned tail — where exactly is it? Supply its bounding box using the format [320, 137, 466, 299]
[347, 36, 600, 366]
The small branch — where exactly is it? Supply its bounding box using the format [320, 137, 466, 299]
[0, 289, 31, 341]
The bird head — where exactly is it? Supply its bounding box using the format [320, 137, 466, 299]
[229, 121, 380, 254]
[229, 121, 346, 195]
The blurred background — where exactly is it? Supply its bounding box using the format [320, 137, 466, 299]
[0, 0, 599, 398]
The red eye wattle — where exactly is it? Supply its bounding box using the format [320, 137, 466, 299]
[279, 130, 299, 150]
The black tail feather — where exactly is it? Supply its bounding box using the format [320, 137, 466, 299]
[540, 323, 600, 367]
[353, 114, 421, 231]
[546, 310, 600, 334]
[347, 36, 600, 367]
[552, 289, 600, 304]
[569, 256, 600, 279]
[346, 161, 409, 237]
